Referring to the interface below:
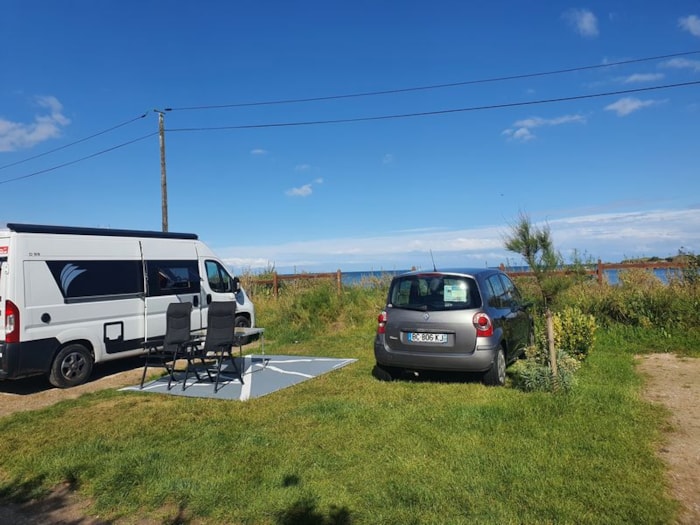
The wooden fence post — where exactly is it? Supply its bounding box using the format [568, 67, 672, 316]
[336, 269, 342, 295]
[597, 259, 603, 285]
[273, 272, 279, 299]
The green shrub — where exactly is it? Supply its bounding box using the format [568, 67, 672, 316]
[534, 306, 596, 361]
[511, 349, 580, 392]
[554, 306, 597, 361]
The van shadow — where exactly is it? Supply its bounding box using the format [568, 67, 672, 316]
[0, 356, 144, 395]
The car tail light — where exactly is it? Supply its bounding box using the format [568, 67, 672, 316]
[5, 300, 19, 343]
[376, 311, 387, 335]
[473, 312, 493, 337]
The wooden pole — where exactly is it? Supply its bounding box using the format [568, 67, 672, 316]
[157, 110, 168, 232]
[546, 307, 558, 389]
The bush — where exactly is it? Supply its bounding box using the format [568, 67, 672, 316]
[511, 349, 580, 392]
[534, 306, 597, 361]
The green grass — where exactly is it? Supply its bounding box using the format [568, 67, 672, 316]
[0, 321, 682, 524]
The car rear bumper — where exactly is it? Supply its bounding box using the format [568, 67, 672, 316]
[374, 335, 497, 373]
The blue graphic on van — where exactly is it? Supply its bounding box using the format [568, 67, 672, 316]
[60, 263, 87, 295]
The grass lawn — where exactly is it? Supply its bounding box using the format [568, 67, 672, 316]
[0, 329, 679, 524]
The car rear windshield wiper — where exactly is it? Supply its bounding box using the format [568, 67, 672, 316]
[399, 304, 428, 311]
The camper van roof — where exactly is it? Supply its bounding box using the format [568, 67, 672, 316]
[6, 223, 198, 240]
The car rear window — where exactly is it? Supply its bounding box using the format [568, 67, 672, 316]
[388, 274, 481, 311]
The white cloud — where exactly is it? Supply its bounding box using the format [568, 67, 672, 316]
[502, 127, 535, 142]
[679, 15, 700, 37]
[382, 153, 394, 165]
[604, 97, 659, 116]
[662, 57, 700, 73]
[250, 148, 268, 156]
[620, 73, 664, 84]
[563, 8, 599, 38]
[295, 163, 311, 171]
[219, 208, 700, 273]
[0, 95, 71, 152]
[285, 178, 323, 197]
[285, 184, 313, 197]
[515, 115, 586, 128]
[502, 114, 585, 142]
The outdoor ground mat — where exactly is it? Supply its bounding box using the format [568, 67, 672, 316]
[121, 355, 357, 401]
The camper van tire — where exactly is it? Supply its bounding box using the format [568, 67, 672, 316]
[235, 315, 251, 328]
[49, 344, 94, 388]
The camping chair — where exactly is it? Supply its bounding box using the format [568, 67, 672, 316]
[182, 301, 242, 392]
[140, 302, 197, 390]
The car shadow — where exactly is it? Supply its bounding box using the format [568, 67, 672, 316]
[0, 356, 145, 395]
[390, 369, 487, 384]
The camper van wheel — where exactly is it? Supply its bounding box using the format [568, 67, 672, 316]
[49, 344, 94, 388]
[235, 315, 251, 328]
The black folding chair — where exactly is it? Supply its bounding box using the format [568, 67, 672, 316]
[140, 302, 197, 390]
[183, 301, 242, 392]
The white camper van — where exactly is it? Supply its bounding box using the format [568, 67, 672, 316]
[0, 223, 255, 388]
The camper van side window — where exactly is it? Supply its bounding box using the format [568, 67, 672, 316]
[205, 260, 233, 293]
[146, 260, 200, 297]
[46, 260, 143, 302]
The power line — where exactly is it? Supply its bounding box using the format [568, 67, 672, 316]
[4, 77, 699, 185]
[165, 50, 700, 111]
[0, 132, 157, 186]
[0, 112, 149, 172]
[167, 80, 700, 132]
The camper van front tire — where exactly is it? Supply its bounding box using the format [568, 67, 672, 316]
[49, 344, 94, 388]
[235, 315, 251, 328]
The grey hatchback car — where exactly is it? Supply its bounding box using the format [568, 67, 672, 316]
[374, 268, 533, 386]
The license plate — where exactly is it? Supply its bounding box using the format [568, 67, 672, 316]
[408, 332, 447, 343]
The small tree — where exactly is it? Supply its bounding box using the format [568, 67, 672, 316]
[504, 213, 564, 382]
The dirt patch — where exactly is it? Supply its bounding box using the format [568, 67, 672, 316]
[636, 353, 700, 524]
[1, 354, 698, 523]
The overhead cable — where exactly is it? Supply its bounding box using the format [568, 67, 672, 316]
[165, 50, 700, 111]
[0, 112, 149, 172]
[0, 132, 157, 186]
[168, 80, 700, 132]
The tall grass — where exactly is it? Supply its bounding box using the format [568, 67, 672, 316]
[0, 275, 695, 523]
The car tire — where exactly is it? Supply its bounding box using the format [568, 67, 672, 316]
[234, 315, 251, 328]
[49, 344, 94, 388]
[483, 347, 506, 387]
[372, 364, 399, 381]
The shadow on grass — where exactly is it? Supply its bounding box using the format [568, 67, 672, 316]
[276, 497, 353, 525]
[0, 475, 104, 525]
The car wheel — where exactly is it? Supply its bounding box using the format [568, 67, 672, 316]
[372, 364, 399, 381]
[234, 315, 251, 328]
[49, 344, 94, 388]
[483, 347, 506, 386]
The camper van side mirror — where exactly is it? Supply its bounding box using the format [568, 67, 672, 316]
[232, 276, 241, 293]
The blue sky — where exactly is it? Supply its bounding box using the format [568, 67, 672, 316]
[1, 1, 699, 274]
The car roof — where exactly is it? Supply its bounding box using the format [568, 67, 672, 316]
[393, 267, 501, 279]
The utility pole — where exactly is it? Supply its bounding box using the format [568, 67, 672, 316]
[155, 109, 169, 232]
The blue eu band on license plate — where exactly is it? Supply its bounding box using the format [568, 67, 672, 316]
[409, 332, 447, 343]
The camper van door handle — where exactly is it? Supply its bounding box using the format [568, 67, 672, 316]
[41, 313, 51, 324]
[206, 294, 212, 305]
[192, 295, 199, 307]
